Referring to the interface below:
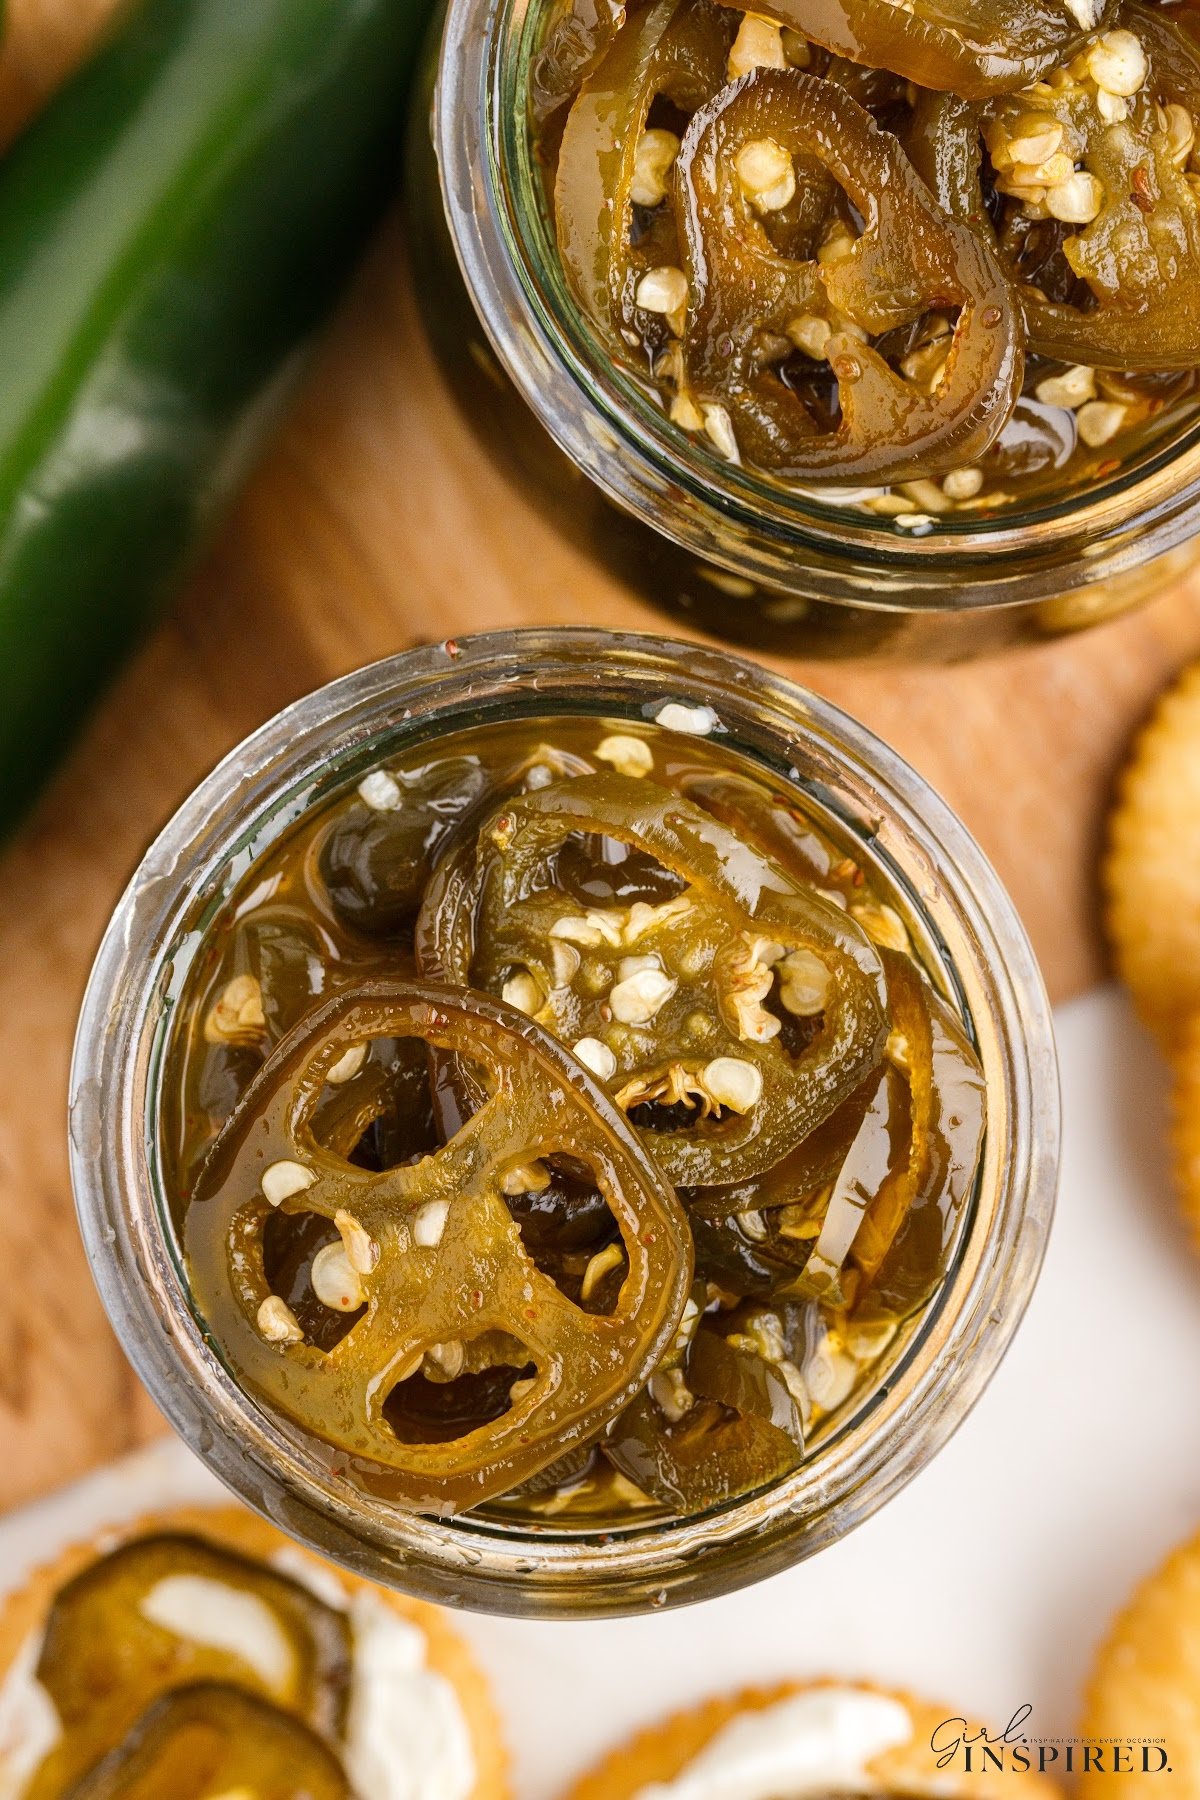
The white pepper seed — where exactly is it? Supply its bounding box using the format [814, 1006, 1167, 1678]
[1046, 170, 1104, 225]
[787, 313, 833, 360]
[326, 1043, 367, 1085]
[501, 969, 545, 1015]
[573, 1036, 618, 1080]
[257, 1296, 304, 1344]
[702, 1056, 763, 1113]
[357, 769, 402, 812]
[630, 128, 681, 208]
[261, 1161, 317, 1208]
[1087, 29, 1147, 98]
[412, 1200, 451, 1248]
[1076, 399, 1129, 447]
[727, 13, 786, 79]
[609, 967, 677, 1025]
[596, 734, 653, 778]
[311, 1242, 364, 1313]
[734, 137, 796, 212]
[1035, 363, 1097, 409]
[580, 1242, 626, 1301]
[654, 701, 718, 735]
[702, 402, 741, 463]
[635, 265, 689, 319]
[942, 467, 985, 501]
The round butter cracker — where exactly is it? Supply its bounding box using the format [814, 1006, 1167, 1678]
[1105, 662, 1200, 1049]
[563, 1678, 1058, 1800]
[0, 1501, 508, 1800]
[1081, 1526, 1200, 1800]
[1171, 1010, 1200, 1253]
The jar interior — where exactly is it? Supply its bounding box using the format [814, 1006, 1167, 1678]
[146, 693, 983, 1545]
[480, 0, 1200, 544]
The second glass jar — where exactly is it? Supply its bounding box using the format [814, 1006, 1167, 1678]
[407, 0, 1200, 657]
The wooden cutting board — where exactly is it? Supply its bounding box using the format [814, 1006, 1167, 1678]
[1, 0, 1197, 1515]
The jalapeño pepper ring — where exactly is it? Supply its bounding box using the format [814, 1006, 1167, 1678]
[553, 0, 732, 336]
[1014, 4, 1200, 372]
[418, 772, 889, 1188]
[675, 71, 1023, 483]
[926, 6, 1200, 373]
[717, 0, 1107, 99]
[64, 1685, 352, 1800]
[185, 979, 692, 1513]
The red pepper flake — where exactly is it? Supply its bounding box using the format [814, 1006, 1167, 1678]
[1131, 165, 1154, 213]
[443, 638, 461, 659]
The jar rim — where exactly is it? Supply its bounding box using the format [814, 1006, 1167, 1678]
[69, 627, 1059, 1615]
[433, 0, 1200, 614]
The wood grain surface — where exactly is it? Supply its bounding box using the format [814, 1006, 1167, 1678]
[1, 0, 1198, 1514]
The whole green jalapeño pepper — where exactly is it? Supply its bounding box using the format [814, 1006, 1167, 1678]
[0, 0, 433, 836]
[418, 772, 889, 1187]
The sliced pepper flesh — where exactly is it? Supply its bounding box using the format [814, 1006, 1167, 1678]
[318, 755, 491, 940]
[676, 71, 1024, 481]
[906, 92, 991, 230]
[554, 0, 732, 334]
[851, 950, 987, 1321]
[683, 949, 984, 1328]
[981, 5, 1200, 369]
[63, 1684, 351, 1800]
[185, 979, 692, 1511]
[417, 771, 889, 1186]
[532, 0, 630, 123]
[717, 0, 1109, 99]
[604, 1311, 804, 1511]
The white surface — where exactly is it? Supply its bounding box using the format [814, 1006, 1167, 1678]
[3, 985, 1199, 1796]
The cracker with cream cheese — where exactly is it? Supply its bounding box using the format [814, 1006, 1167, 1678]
[563, 1679, 1058, 1800]
[0, 1502, 507, 1800]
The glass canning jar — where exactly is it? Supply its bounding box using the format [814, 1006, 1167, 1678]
[404, 1, 1200, 659]
[69, 629, 1058, 1617]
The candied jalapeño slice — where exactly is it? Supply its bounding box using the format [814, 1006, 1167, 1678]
[417, 772, 889, 1186]
[675, 72, 1023, 482]
[185, 980, 692, 1511]
[717, 0, 1110, 99]
[61, 1685, 350, 1800]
